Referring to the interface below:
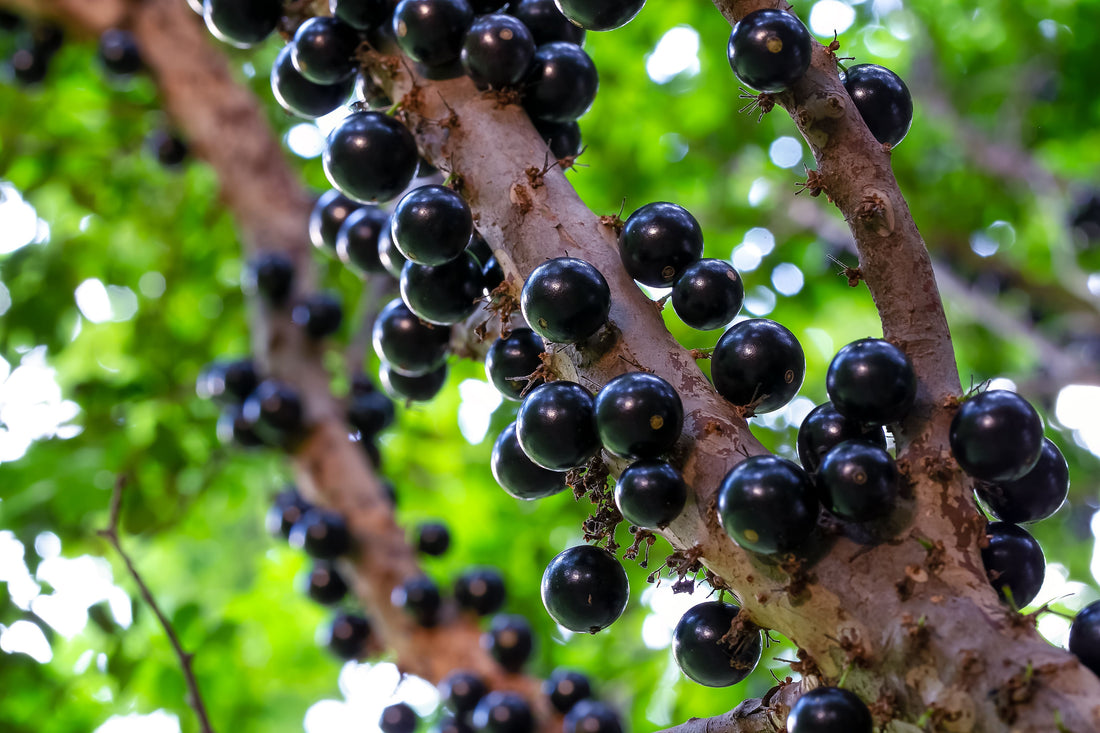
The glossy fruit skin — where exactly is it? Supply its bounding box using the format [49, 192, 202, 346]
[392, 185, 474, 265]
[471, 691, 533, 733]
[242, 380, 304, 444]
[272, 44, 355, 119]
[618, 202, 703, 288]
[491, 422, 569, 499]
[400, 253, 484, 325]
[950, 390, 1044, 481]
[976, 438, 1069, 523]
[332, 0, 391, 30]
[347, 390, 395, 437]
[267, 487, 312, 539]
[727, 9, 811, 93]
[416, 521, 451, 555]
[311, 189, 362, 252]
[554, 0, 642, 31]
[614, 460, 686, 529]
[454, 567, 507, 615]
[305, 560, 349, 605]
[482, 614, 533, 672]
[393, 0, 474, 67]
[203, 0, 281, 48]
[1069, 600, 1100, 678]
[672, 259, 743, 330]
[786, 687, 873, 733]
[336, 205, 389, 275]
[323, 111, 419, 203]
[461, 14, 535, 89]
[717, 455, 818, 554]
[373, 298, 452, 376]
[197, 358, 258, 403]
[292, 16, 360, 85]
[486, 328, 545, 400]
[543, 669, 591, 714]
[797, 402, 887, 476]
[381, 361, 448, 401]
[826, 338, 917, 425]
[563, 700, 623, 733]
[516, 381, 600, 471]
[672, 601, 762, 687]
[289, 509, 352, 558]
[508, 0, 585, 46]
[595, 372, 683, 459]
[541, 545, 628, 633]
[818, 441, 899, 522]
[217, 405, 266, 447]
[982, 522, 1045, 608]
[245, 252, 295, 305]
[712, 319, 805, 414]
[440, 670, 488, 713]
[378, 224, 410, 278]
[98, 29, 142, 75]
[520, 257, 610, 344]
[533, 118, 582, 159]
[148, 130, 189, 168]
[381, 703, 419, 733]
[292, 292, 344, 338]
[324, 612, 371, 660]
[842, 63, 913, 147]
[522, 42, 598, 123]
[481, 255, 505, 293]
[392, 575, 442, 626]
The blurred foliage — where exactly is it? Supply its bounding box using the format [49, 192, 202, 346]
[0, 0, 1098, 732]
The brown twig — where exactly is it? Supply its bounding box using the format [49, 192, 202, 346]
[97, 476, 216, 733]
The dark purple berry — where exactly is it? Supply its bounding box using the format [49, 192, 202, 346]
[712, 319, 805, 414]
[323, 111, 419, 203]
[324, 612, 371, 660]
[148, 130, 189, 168]
[461, 14, 535, 89]
[797, 402, 887, 476]
[242, 380, 304, 446]
[416, 521, 451, 556]
[10, 46, 50, 85]
[563, 700, 622, 733]
[520, 257, 610, 344]
[532, 119, 582, 159]
[305, 560, 349, 605]
[400, 253, 484, 325]
[717, 455, 817, 554]
[554, 0, 642, 31]
[98, 29, 142, 76]
[272, 44, 355, 118]
[217, 404, 266, 447]
[203, 0, 281, 48]
[347, 390, 395, 437]
[486, 328, 545, 400]
[392, 575, 442, 626]
[332, 0, 391, 30]
[727, 8, 811, 92]
[197, 358, 258, 403]
[672, 259, 744, 330]
[543, 669, 591, 714]
[266, 488, 313, 539]
[786, 687, 872, 733]
[481, 255, 505, 293]
[1069, 600, 1100, 678]
[522, 42, 598, 123]
[541, 545, 628, 633]
[380, 362, 449, 402]
[289, 509, 352, 558]
[381, 703, 419, 733]
[378, 224, 411, 278]
[826, 338, 916, 425]
[950, 390, 1044, 482]
[595, 372, 683, 459]
[508, 0, 585, 46]
[292, 292, 344, 338]
[976, 438, 1069, 523]
[672, 601, 761, 687]
[336, 205, 390, 275]
[842, 63, 913, 147]
[292, 16, 360, 85]
[373, 298, 451, 376]
[392, 185, 474, 265]
[614, 460, 686, 529]
[818, 441, 899, 522]
[471, 691, 533, 733]
[516, 381, 599, 471]
[454, 567, 507, 615]
[618, 202, 703, 288]
[392, 0, 474, 67]
[311, 190, 363, 253]
[245, 252, 295, 305]
[491, 422, 569, 499]
[482, 614, 533, 672]
[440, 670, 488, 713]
[981, 522, 1045, 608]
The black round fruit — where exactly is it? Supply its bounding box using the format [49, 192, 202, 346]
[818, 440, 899, 522]
[976, 438, 1069, 524]
[614, 460, 686, 529]
[1069, 600, 1100, 678]
[482, 614, 533, 672]
[381, 703, 419, 733]
[520, 257, 610, 344]
[392, 185, 474, 265]
[950, 390, 1044, 482]
[242, 380, 304, 444]
[381, 362, 449, 402]
[289, 509, 352, 558]
[267, 488, 313, 539]
[796, 402, 887, 476]
[440, 670, 488, 713]
[416, 521, 451, 556]
[332, 0, 391, 30]
[245, 252, 295, 305]
[217, 404, 266, 447]
[842, 63, 913, 148]
[311, 189, 363, 253]
[461, 14, 535, 89]
[563, 700, 623, 733]
[532, 119, 582, 159]
[595, 372, 683, 459]
[378, 223, 411, 278]
[543, 669, 592, 714]
[491, 422, 569, 499]
[373, 298, 452, 376]
[486, 328, 545, 401]
[508, 0, 585, 46]
[148, 130, 189, 168]
[672, 259, 744, 330]
[522, 42, 598, 123]
[392, 0, 474, 67]
[292, 16, 360, 85]
[272, 44, 355, 119]
[825, 338, 917, 425]
[981, 522, 1045, 608]
[553, 0, 643, 31]
[324, 612, 371, 660]
[727, 8, 812, 93]
[712, 318, 805, 414]
[305, 560, 349, 605]
[392, 575, 442, 626]
[292, 292, 344, 338]
[516, 381, 600, 471]
[672, 600, 762, 687]
[618, 202, 704, 288]
[336, 204, 390, 275]
[203, 0, 281, 48]
[541, 545, 628, 633]
[786, 687, 873, 733]
[471, 691, 533, 733]
[347, 390, 395, 437]
[400, 252, 484, 325]
[323, 111, 419, 203]
[197, 358, 258, 403]
[717, 455, 817, 554]
[454, 567, 507, 615]
[98, 29, 142, 75]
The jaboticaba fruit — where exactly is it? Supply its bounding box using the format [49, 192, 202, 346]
[672, 258, 744, 330]
[717, 455, 817, 554]
[825, 338, 917, 425]
[553, 0, 644, 32]
[461, 14, 535, 89]
[336, 204, 390, 275]
[543, 669, 592, 714]
[711, 318, 805, 414]
[323, 111, 420, 203]
[1069, 600, 1100, 678]
[310, 189, 362, 253]
[594, 372, 683, 459]
[516, 381, 600, 471]
[291, 16, 359, 85]
[672, 600, 762, 687]
[563, 700, 623, 733]
[727, 8, 812, 93]
[324, 613, 371, 660]
[520, 257, 610, 344]
[392, 0, 474, 68]
[380, 361, 448, 402]
[521, 42, 599, 123]
[454, 567, 507, 615]
[399, 252, 484, 325]
[797, 402, 886, 476]
[786, 687, 873, 733]
[482, 614, 533, 672]
[486, 327, 545, 401]
[981, 522, 1045, 608]
[391, 185, 474, 265]
[841, 63, 914, 148]
[618, 202, 704, 288]
[614, 460, 686, 530]
[288, 508, 352, 558]
[372, 298, 451, 376]
[975, 437, 1069, 524]
[271, 43, 355, 119]
[203, 0, 282, 48]
[440, 670, 488, 713]
[491, 422, 569, 499]
[471, 691, 533, 733]
[949, 389, 1044, 481]
[392, 575, 441, 626]
[540, 544, 628, 633]
[508, 0, 586, 47]
[818, 440, 899, 522]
